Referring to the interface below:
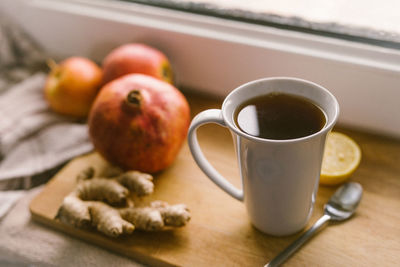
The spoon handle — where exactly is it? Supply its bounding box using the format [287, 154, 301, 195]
[265, 214, 331, 267]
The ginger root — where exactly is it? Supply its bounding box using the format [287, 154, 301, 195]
[76, 166, 95, 181]
[56, 192, 91, 228]
[56, 166, 191, 237]
[117, 170, 154, 197]
[75, 169, 154, 204]
[57, 193, 134, 237]
[120, 207, 164, 231]
[150, 201, 191, 227]
[120, 201, 191, 231]
[76, 178, 129, 205]
[89, 202, 134, 237]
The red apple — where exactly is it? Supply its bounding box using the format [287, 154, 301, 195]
[102, 43, 173, 85]
[88, 74, 190, 173]
[44, 57, 102, 118]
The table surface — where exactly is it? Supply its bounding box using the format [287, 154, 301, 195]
[187, 91, 400, 266]
[27, 91, 400, 266]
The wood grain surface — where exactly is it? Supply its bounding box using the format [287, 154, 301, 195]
[30, 92, 400, 266]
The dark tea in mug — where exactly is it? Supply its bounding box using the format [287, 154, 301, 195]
[234, 92, 326, 140]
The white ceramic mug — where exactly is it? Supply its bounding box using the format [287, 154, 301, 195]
[188, 77, 339, 236]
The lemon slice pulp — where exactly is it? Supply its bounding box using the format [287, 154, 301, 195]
[320, 132, 361, 186]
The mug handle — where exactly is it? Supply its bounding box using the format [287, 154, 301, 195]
[188, 109, 244, 201]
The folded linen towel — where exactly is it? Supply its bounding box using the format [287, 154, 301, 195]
[0, 73, 94, 189]
[0, 12, 94, 188]
[0, 190, 24, 220]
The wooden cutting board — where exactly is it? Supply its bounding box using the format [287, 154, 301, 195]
[30, 94, 400, 266]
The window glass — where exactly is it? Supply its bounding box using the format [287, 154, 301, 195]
[124, 0, 400, 49]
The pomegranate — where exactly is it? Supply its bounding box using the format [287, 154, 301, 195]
[102, 43, 173, 85]
[88, 74, 190, 173]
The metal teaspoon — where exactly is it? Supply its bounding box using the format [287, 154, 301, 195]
[265, 182, 363, 267]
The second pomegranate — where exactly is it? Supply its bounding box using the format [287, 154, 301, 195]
[102, 43, 174, 85]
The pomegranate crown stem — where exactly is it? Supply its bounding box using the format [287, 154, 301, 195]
[126, 89, 143, 108]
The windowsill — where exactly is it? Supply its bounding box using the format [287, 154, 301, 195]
[1, 0, 399, 138]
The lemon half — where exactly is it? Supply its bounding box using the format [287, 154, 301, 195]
[320, 132, 361, 186]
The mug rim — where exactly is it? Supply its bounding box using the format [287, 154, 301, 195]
[221, 76, 340, 143]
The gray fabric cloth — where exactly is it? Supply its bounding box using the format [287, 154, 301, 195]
[0, 13, 93, 219]
[0, 73, 93, 188]
[0, 190, 24, 220]
[0, 13, 46, 93]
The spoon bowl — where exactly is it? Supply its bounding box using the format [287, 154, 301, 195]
[325, 182, 363, 221]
